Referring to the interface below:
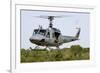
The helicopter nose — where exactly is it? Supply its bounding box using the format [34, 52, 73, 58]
[29, 37, 33, 42]
[29, 35, 43, 42]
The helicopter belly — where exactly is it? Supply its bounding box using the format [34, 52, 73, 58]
[30, 38, 62, 47]
[30, 39, 46, 46]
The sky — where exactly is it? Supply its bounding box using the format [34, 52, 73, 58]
[21, 10, 90, 49]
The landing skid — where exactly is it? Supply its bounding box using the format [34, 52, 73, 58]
[29, 46, 41, 50]
[29, 46, 61, 51]
[34, 46, 40, 49]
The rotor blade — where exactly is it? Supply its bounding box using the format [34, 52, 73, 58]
[34, 15, 71, 19]
[38, 16, 49, 19]
[54, 15, 72, 18]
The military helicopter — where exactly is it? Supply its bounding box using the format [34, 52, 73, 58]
[29, 16, 80, 50]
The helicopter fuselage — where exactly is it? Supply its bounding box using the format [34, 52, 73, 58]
[29, 28, 80, 47]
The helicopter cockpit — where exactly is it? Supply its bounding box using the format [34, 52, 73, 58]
[33, 29, 46, 36]
[33, 27, 61, 39]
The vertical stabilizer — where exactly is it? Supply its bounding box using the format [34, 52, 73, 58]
[75, 28, 80, 38]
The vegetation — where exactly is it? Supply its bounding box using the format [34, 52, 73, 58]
[21, 45, 89, 63]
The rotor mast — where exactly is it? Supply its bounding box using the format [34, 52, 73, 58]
[38, 16, 62, 28]
[48, 16, 54, 28]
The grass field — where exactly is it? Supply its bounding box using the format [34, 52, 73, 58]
[21, 45, 89, 63]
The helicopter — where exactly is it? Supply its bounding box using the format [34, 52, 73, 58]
[29, 16, 80, 50]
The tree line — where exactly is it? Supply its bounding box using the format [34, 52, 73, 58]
[21, 45, 89, 63]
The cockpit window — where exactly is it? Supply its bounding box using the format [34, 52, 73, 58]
[34, 29, 38, 34]
[33, 29, 46, 36]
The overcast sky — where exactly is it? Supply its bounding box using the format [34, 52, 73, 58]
[21, 10, 90, 49]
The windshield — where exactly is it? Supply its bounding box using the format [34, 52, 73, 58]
[33, 29, 38, 35]
[33, 29, 46, 36]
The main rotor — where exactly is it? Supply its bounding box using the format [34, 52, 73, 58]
[38, 16, 63, 28]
